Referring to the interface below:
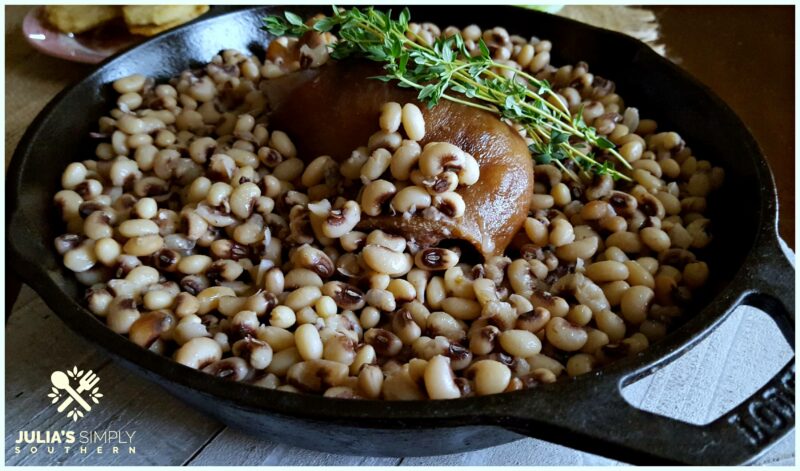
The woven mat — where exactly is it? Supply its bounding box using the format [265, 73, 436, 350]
[557, 5, 665, 56]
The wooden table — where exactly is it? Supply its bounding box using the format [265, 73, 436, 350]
[5, 5, 795, 466]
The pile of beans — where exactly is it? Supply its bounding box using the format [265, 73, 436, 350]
[52, 18, 722, 399]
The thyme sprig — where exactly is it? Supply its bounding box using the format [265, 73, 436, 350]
[262, 7, 632, 181]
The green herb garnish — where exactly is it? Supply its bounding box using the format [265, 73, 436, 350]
[262, 7, 632, 181]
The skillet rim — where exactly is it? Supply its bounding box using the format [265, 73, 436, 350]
[5, 5, 785, 427]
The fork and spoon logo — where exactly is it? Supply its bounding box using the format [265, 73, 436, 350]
[47, 367, 102, 421]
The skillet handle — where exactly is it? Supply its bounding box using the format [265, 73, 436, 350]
[504, 237, 794, 465]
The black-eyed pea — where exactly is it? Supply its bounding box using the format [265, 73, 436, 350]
[472, 278, 498, 307]
[202, 357, 251, 382]
[401, 103, 426, 141]
[545, 317, 588, 352]
[507, 259, 535, 297]
[425, 276, 447, 309]
[530, 193, 554, 210]
[601, 246, 627, 263]
[469, 325, 500, 355]
[667, 223, 692, 250]
[113, 73, 146, 94]
[636, 256, 659, 275]
[548, 219, 574, 247]
[321, 200, 361, 238]
[530, 290, 569, 318]
[390, 309, 420, 345]
[129, 310, 175, 349]
[580, 327, 610, 354]
[566, 353, 596, 377]
[268, 305, 295, 329]
[365, 288, 396, 312]
[710, 166, 725, 189]
[172, 313, 210, 344]
[458, 154, 480, 186]
[264, 346, 300, 376]
[551, 182, 571, 207]
[686, 218, 712, 249]
[481, 300, 518, 331]
[601, 280, 630, 307]
[552, 274, 610, 315]
[566, 304, 592, 326]
[232, 337, 274, 370]
[338, 146, 369, 179]
[175, 337, 222, 369]
[122, 234, 163, 256]
[467, 360, 511, 396]
[85, 286, 113, 317]
[314, 295, 337, 319]
[364, 328, 403, 357]
[362, 245, 413, 276]
[433, 191, 466, 218]
[174, 292, 199, 318]
[639, 319, 667, 342]
[620, 286, 654, 324]
[523, 217, 549, 247]
[390, 185, 431, 214]
[283, 268, 323, 290]
[624, 260, 655, 288]
[580, 200, 612, 221]
[585, 260, 629, 283]
[379, 101, 402, 133]
[526, 353, 565, 376]
[683, 261, 709, 289]
[360, 148, 392, 184]
[143, 289, 175, 311]
[499, 329, 542, 357]
[386, 279, 415, 304]
[94, 237, 121, 266]
[426, 312, 465, 342]
[268, 130, 296, 159]
[424, 355, 460, 399]
[622, 333, 649, 355]
[358, 364, 384, 399]
[656, 191, 681, 216]
[606, 231, 642, 254]
[595, 309, 626, 342]
[687, 172, 711, 197]
[295, 324, 324, 361]
[360, 179, 397, 216]
[555, 236, 599, 262]
[681, 196, 707, 214]
[287, 359, 349, 393]
[440, 297, 482, 321]
[354, 306, 378, 329]
[515, 307, 550, 333]
[404, 300, 431, 327]
[640, 227, 671, 253]
[382, 368, 425, 400]
[252, 326, 293, 354]
[177, 254, 212, 275]
[419, 142, 465, 177]
[367, 130, 403, 153]
[441, 266, 473, 299]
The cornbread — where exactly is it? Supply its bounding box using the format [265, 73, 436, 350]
[122, 5, 209, 36]
[44, 5, 121, 34]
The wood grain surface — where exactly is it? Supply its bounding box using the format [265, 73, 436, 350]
[5, 5, 795, 466]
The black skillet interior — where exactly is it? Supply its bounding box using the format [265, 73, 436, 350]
[7, 5, 794, 465]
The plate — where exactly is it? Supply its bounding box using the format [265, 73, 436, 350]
[22, 6, 143, 64]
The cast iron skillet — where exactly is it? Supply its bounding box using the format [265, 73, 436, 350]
[6, 5, 795, 465]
